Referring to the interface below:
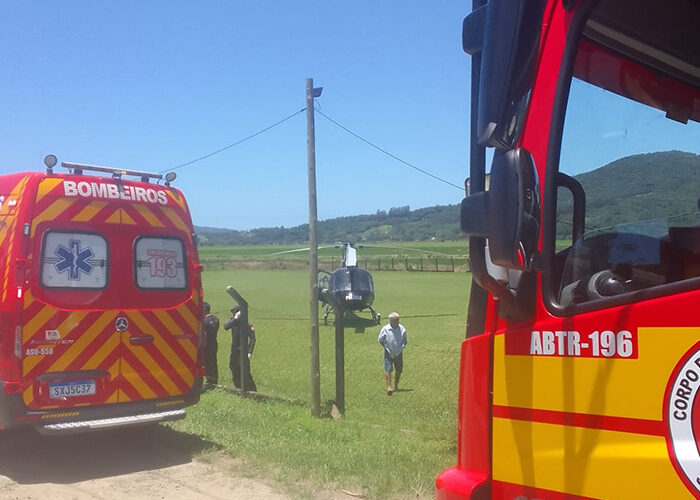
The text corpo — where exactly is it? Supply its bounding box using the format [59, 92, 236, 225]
[63, 180, 168, 205]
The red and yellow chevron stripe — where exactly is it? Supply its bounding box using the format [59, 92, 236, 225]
[31, 178, 192, 235]
[22, 290, 198, 410]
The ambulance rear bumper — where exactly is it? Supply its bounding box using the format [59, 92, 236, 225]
[36, 409, 185, 435]
[0, 378, 202, 432]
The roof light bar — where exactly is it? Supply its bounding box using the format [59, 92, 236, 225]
[61, 162, 164, 182]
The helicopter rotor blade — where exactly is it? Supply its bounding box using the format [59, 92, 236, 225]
[359, 243, 458, 257]
[265, 245, 336, 256]
[264, 247, 310, 256]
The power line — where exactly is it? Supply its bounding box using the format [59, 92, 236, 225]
[315, 110, 464, 191]
[161, 108, 305, 173]
[161, 105, 465, 193]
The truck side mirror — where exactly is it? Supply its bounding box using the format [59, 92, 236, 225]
[463, 0, 544, 148]
[461, 148, 540, 271]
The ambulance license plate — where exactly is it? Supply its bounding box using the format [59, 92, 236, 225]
[49, 380, 96, 398]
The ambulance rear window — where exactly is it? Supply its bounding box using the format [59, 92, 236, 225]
[134, 236, 186, 290]
[40, 231, 108, 289]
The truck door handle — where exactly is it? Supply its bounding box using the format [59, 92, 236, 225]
[129, 335, 154, 344]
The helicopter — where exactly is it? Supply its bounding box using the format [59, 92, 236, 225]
[266, 240, 457, 325]
[317, 242, 380, 325]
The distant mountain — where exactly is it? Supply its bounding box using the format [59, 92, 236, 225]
[195, 204, 462, 246]
[196, 150, 700, 246]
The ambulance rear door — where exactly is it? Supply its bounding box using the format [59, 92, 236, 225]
[21, 176, 199, 410]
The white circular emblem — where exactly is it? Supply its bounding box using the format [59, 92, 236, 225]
[115, 317, 129, 332]
[667, 344, 700, 494]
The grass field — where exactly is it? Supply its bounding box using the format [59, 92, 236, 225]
[198, 241, 469, 259]
[171, 265, 470, 498]
[197, 242, 470, 272]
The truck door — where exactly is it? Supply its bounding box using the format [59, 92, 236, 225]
[116, 233, 197, 402]
[23, 225, 119, 410]
[491, 0, 700, 498]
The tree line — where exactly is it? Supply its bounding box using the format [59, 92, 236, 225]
[196, 204, 463, 246]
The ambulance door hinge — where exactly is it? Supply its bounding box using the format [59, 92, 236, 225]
[22, 223, 30, 236]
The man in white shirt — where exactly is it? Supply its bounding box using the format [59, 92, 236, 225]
[378, 312, 408, 395]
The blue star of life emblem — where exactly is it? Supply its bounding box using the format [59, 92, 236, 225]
[54, 239, 94, 280]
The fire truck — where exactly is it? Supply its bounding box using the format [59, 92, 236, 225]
[437, 0, 699, 498]
[0, 156, 204, 434]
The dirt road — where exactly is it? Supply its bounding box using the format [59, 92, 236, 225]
[0, 425, 354, 500]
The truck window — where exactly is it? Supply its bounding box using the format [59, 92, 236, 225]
[134, 236, 186, 290]
[40, 231, 108, 289]
[551, 0, 700, 311]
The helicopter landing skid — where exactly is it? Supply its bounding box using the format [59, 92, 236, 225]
[322, 305, 381, 326]
[323, 304, 332, 325]
[370, 308, 381, 325]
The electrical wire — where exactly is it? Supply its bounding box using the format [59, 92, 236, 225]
[161, 108, 305, 173]
[315, 110, 464, 191]
[161, 105, 466, 195]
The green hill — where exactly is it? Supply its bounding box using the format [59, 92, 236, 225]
[196, 150, 700, 246]
[195, 204, 462, 246]
[557, 150, 700, 238]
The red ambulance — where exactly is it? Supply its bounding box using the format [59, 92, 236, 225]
[0, 156, 203, 434]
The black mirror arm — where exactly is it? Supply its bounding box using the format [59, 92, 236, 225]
[460, 193, 515, 305]
[469, 236, 516, 306]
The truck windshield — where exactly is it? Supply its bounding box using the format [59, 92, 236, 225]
[551, 0, 700, 309]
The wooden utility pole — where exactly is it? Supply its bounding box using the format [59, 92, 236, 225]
[306, 78, 323, 418]
[334, 302, 345, 415]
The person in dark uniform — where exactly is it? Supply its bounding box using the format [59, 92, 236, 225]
[202, 301, 219, 386]
[224, 306, 257, 392]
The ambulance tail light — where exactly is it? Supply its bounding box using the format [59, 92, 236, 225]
[14, 326, 22, 359]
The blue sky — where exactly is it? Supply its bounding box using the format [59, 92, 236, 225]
[1, 2, 696, 231]
[561, 80, 699, 177]
[0, 1, 471, 230]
